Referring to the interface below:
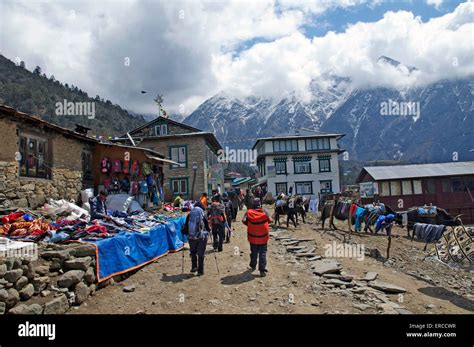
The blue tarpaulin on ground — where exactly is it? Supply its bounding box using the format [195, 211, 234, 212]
[85, 216, 187, 282]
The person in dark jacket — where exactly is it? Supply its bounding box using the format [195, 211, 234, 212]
[242, 198, 272, 277]
[209, 194, 227, 252]
[89, 191, 111, 221]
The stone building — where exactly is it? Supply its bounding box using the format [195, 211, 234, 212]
[114, 116, 223, 201]
[0, 105, 98, 209]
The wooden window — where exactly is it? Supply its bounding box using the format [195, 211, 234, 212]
[425, 179, 436, 194]
[306, 138, 330, 150]
[273, 140, 298, 152]
[413, 180, 422, 194]
[275, 182, 287, 195]
[169, 145, 187, 169]
[402, 180, 413, 195]
[320, 180, 332, 193]
[295, 181, 313, 194]
[170, 178, 188, 195]
[318, 156, 331, 172]
[390, 181, 401, 196]
[380, 181, 390, 197]
[294, 160, 311, 174]
[19, 134, 51, 179]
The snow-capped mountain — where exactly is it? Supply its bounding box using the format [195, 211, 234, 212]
[183, 57, 473, 163]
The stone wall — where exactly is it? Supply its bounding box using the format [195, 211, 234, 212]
[0, 161, 84, 209]
[0, 243, 101, 314]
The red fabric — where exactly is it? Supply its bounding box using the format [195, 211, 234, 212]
[350, 203, 358, 216]
[2, 212, 24, 224]
[85, 225, 107, 235]
[245, 208, 270, 245]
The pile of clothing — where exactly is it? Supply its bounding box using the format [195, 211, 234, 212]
[0, 211, 53, 242]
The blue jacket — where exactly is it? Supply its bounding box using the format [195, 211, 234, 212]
[186, 206, 210, 240]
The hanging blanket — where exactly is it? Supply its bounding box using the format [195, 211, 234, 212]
[82, 216, 186, 282]
[413, 223, 446, 243]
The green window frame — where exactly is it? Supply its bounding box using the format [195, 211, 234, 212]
[306, 138, 330, 151]
[293, 156, 312, 174]
[318, 155, 331, 172]
[169, 145, 188, 169]
[169, 177, 189, 196]
[320, 180, 332, 193]
[273, 139, 298, 152]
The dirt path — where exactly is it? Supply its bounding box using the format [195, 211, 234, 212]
[72, 208, 473, 314]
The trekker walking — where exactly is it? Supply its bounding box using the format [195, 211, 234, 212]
[242, 198, 272, 277]
[230, 189, 240, 221]
[244, 189, 253, 210]
[199, 192, 209, 210]
[222, 192, 233, 242]
[183, 201, 210, 276]
[209, 194, 227, 252]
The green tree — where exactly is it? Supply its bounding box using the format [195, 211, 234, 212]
[33, 66, 41, 75]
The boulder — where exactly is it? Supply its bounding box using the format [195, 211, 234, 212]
[69, 245, 96, 258]
[40, 290, 51, 297]
[311, 259, 342, 275]
[25, 263, 35, 280]
[41, 249, 71, 260]
[5, 288, 19, 309]
[123, 285, 136, 293]
[14, 276, 28, 291]
[322, 274, 353, 282]
[74, 282, 89, 305]
[49, 259, 62, 271]
[64, 257, 92, 271]
[0, 289, 8, 302]
[363, 272, 378, 281]
[19, 284, 34, 300]
[0, 302, 5, 314]
[353, 303, 371, 311]
[35, 265, 50, 276]
[4, 269, 23, 283]
[323, 279, 355, 287]
[57, 270, 85, 288]
[369, 281, 407, 294]
[8, 303, 43, 315]
[32, 276, 50, 293]
[0, 264, 7, 277]
[5, 258, 15, 271]
[84, 267, 96, 284]
[43, 294, 69, 314]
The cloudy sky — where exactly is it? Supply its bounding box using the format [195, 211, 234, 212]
[1, 0, 473, 115]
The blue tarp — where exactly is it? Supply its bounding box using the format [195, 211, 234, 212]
[85, 216, 187, 282]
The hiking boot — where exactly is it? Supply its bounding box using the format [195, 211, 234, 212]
[197, 271, 204, 276]
[249, 264, 256, 271]
[260, 271, 266, 277]
[190, 267, 198, 273]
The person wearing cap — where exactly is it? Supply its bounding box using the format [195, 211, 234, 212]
[209, 194, 227, 252]
[89, 190, 112, 221]
[242, 198, 272, 277]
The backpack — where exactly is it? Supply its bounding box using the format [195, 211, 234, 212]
[141, 162, 152, 176]
[131, 181, 139, 195]
[139, 180, 148, 194]
[209, 202, 225, 225]
[112, 159, 122, 173]
[122, 159, 130, 174]
[187, 207, 205, 239]
[101, 157, 111, 173]
[223, 200, 232, 218]
[131, 160, 140, 176]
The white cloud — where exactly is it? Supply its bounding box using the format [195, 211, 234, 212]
[1, 0, 473, 115]
[426, 0, 444, 10]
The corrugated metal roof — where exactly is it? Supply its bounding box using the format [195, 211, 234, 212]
[361, 161, 474, 181]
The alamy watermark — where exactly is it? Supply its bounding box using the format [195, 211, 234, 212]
[18, 321, 55, 340]
[217, 146, 257, 166]
[324, 241, 365, 261]
[55, 99, 96, 119]
[380, 99, 420, 119]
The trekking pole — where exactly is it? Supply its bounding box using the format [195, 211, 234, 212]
[213, 248, 220, 275]
[181, 245, 185, 274]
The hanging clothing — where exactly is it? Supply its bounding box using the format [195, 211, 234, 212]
[354, 207, 366, 233]
[413, 223, 446, 243]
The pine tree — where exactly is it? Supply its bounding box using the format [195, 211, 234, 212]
[33, 66, 41, 74]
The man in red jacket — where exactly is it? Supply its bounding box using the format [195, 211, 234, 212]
[242, 198, 272, 277]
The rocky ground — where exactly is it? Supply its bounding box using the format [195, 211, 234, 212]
[72, 208, 473, 314]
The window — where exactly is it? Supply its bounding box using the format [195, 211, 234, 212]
[425, 179, 436, 194]
[274, 158, 287, 174]
[273, 139, 298, 152]
[169, 146, 187, 168]
[390, 181, 401, 196]
[82, 151, 93, 180]
[380, 181, 390, 197]
[170, 178, 188, 195]
[293, 158, 311, 174]
[451, 177, 463, 192]
[442, 179, 451, 193]
[402, 180, 412, 195]
[464, 177, 474, 192]
[413, 180, 422, 194]
[275, 182, 287, 195]
[19, 134, 51, 179]
[295, 182, 313, 195]
[320, 180, 332, 193]
[306, 138, 330, 150]
[318, 156, 331, 172]
[154, 124, 168, 136]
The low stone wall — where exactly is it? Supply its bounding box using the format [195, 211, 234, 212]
[0, 242, 104, 314]
[0, 161, 84, 209]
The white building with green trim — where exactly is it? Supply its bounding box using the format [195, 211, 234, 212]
[252, 129, 345, 200]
